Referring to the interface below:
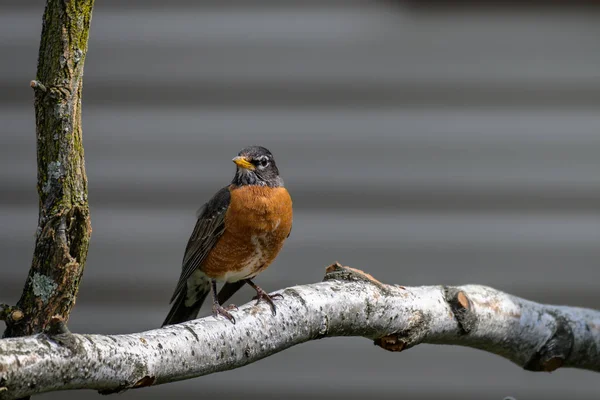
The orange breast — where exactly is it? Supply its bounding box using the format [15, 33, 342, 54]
[201, 185, 293, 282]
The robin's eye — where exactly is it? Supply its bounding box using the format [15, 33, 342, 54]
[260, 159, 269, 168]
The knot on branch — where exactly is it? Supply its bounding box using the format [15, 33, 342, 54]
[99, 374, 157, 395]
[44, 315, 82, 353]
[444, 287, 477, 334]
[374, 335, 406, 352]
[1, 305, 26, 338]
[524, 313, 574, 372]
[132, 376, 156, 388]
[0, 305, 24, 325]
[374, 310, 430, 352]
[30, 79, 72, 102]
[30, 80, 47, 92]
[97, 367, 154, 395]
[46, 315, 71, 336]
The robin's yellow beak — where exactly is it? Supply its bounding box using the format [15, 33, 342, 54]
[232, 156, 255, 170]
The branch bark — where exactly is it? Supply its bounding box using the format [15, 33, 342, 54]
[0, 264, 598, 399]
[2, 0, 94, 338]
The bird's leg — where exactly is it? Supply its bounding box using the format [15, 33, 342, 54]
[211, 280, 236, 324]
[245, 279, 283, 316]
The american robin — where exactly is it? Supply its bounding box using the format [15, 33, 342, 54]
[162, 146, 293, 326]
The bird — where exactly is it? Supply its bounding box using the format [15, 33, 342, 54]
[162, 146, 293, 326]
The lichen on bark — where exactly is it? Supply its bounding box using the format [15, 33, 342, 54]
[3, 0, 94, 338]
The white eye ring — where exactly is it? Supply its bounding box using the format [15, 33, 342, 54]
[257, 156, 270, 169]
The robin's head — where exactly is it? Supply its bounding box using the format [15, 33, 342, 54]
[231, 146, 283, 187]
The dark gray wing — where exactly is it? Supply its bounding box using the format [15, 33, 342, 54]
[169, 186, 231, 303]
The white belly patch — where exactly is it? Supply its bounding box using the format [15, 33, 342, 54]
[223, 234, 268, 282]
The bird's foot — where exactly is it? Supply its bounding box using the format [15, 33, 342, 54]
[212, 303, 236, 324]
[252, 288, 283, 316]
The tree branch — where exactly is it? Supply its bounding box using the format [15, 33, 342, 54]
[3, 0, 94, 338]
[0, 264, 598, 399]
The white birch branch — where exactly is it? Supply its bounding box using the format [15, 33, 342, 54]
[0, 264, 598, 399]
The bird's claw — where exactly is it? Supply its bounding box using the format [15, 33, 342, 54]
[252, 290, 283, 316]
[212, 304, 236, 324]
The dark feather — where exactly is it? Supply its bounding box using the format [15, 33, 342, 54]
[162, 284, 210, 326]
[169, 186, 231, 304]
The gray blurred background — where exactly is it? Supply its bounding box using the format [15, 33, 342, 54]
[1, 1, 599, 399]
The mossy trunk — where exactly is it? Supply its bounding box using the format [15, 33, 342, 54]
[3, 0, 94, 338]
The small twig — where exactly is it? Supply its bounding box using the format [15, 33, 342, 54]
[29, 80, 47, 92]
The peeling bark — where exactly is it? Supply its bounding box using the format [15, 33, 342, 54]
[2, 0, 94, 338]
[0, 264, 598, 399]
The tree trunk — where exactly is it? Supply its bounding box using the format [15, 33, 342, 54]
[2, 0, 94, 338]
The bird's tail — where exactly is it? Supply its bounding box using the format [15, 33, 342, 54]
[162, 279, 211, 327]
